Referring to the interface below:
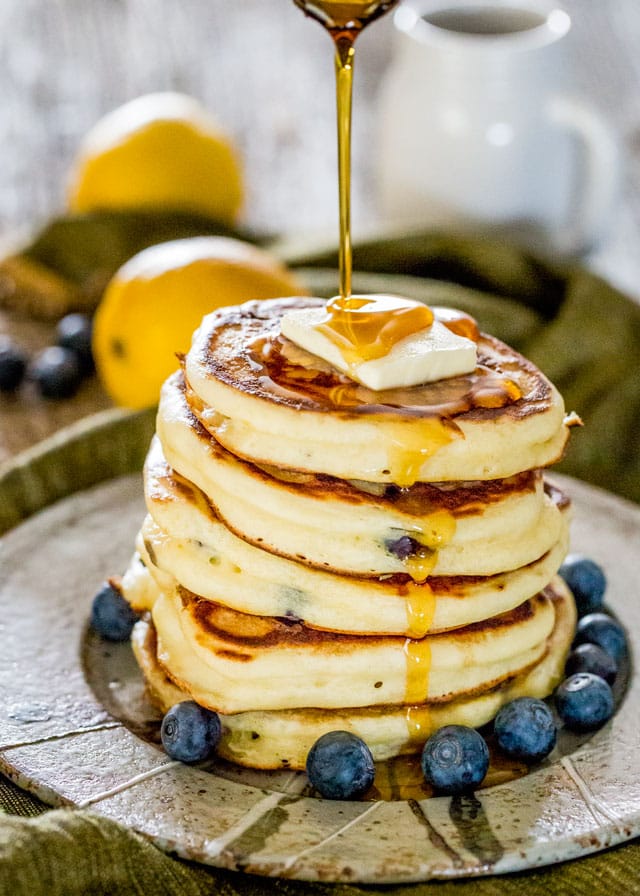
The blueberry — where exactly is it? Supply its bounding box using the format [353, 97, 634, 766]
[558, 554, 606, 617]
[421, 725, 489, 794]
[306, 731, 375, 800]
[555, 673, 614, 732]
[56, 313, 94, 374]
[385, 535, 420, 561]
[161, 701, 222, 763]
[0, 337, 27, 392]
[565, 643, 617, 685]
[494, 697, 556, 763]
[30, 346, 82, 399]
[90, 581, 139, 641]
[574, 612, 627, 663]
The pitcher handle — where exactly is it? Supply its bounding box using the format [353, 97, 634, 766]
[549, 95, 620, 255]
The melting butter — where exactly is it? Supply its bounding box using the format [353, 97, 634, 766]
[280, 297, 477, 391]
[319, 294, 434, 363]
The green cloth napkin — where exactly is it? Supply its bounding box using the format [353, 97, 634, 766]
[2, 230, 639, 894]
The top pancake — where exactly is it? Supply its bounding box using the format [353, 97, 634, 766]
[184, 297, 571, 484]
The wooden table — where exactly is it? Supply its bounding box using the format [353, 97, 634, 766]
[1, 0, 639, 462]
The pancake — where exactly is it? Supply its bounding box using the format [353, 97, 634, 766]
[131, 577, 576, 768]
[183, 298, 572, 485]
[121, 560, 557, 713]
[115, 294, 579, 775]
[157, 374, 561, 578]
[131, 494, 569, 635]
[145, 426, 568, 578]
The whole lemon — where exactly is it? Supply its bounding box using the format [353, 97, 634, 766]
[68, 92, 243, 223]
[92, 236, 307, 409]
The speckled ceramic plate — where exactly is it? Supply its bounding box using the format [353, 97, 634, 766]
[0, 408, 639, 884]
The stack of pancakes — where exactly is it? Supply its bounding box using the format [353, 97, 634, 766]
[120, 297, 577, 769]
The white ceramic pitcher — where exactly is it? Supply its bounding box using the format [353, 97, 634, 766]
[376, 0, 618, 255]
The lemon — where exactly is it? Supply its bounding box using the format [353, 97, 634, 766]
[68, 92, 243, 223]
[93, 236, 307, 409]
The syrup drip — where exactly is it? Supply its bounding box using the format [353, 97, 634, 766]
[317, 294, 435, 365]
[385, 420, 457, 487]
[405, 582, 436, 638]
[434, 306, 480, 342]
[401, 512, 455, 637]
[416, 508, 457, 551]
[403, 637, 431, 704]
[404, 551, 437, 586]
[405, 706, 432, 743]
[403, 508, 457, 582]
[474, 377, 522, 408]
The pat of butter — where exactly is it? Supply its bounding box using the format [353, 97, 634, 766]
[281, 307, 477, 390]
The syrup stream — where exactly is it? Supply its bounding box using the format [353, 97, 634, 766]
[293, 0, 400, 300]
[335, 38, 355, 299]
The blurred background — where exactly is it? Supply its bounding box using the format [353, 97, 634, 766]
[1, 0, 639, 295]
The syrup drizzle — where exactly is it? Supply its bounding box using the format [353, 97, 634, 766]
[247, 322, 522, 490]
[317, 294, 435, 365]
[403, 637, 432, 705]
[385, 420, 457, 487]
[294, 1, 401, 300]
[405, 581, 436, 638]
[405, 553, 438, 587]
[404, 508, 457, 581]
[293, 2, 487, 374]
[434, 306, 480, 342]
[335, 37, 355, 299]
[405, 706, 432, 743]
[248, 327, 521, 418]
[291, 0, 491, 397]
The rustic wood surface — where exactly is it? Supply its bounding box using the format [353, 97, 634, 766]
[1, 0, 639, 463]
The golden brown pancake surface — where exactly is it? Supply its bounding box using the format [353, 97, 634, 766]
[183, 298, 571, 483]
[188, 297, 551, 421]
